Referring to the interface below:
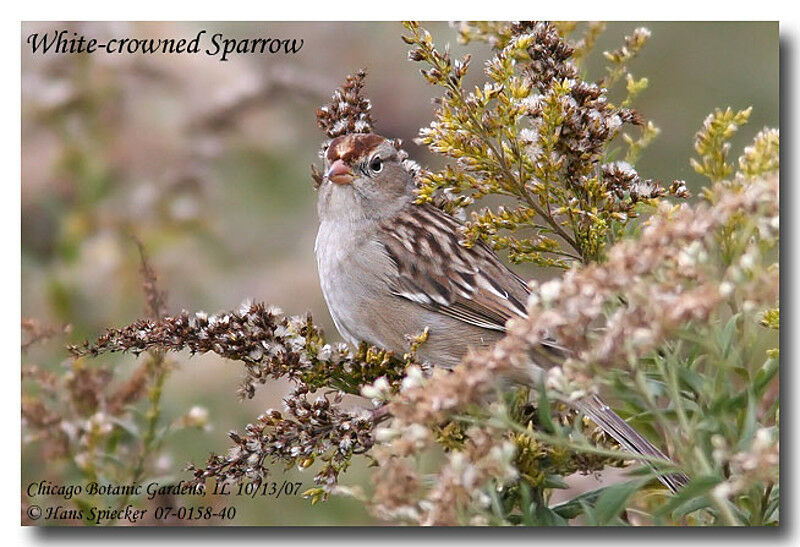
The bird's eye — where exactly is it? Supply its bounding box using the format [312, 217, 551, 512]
[369, 155, 383, 174]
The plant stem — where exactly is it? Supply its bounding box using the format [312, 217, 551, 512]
[113, 350, 168, 518]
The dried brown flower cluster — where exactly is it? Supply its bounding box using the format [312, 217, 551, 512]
[508, 173, 778, 382]
[312, 69, 423, 192]
[69, 299, 422, 497]
[188, 386, 377, 492]
[22, 359, 138, 462]
[68, 303, 414, 400]
[365, 355, 628, 524]
[69, 304, 318, 390]
[21, 243, 204, 525]
[518, 21, 579, 89]
[405, 21, 686, 267]
[372, 425, 517, 525]
[602, 163, 689, 204]
[315, 69, 374, 139]
[369, 400, 627, 525]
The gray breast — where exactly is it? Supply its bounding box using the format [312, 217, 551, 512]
[315, 220, 395, 347]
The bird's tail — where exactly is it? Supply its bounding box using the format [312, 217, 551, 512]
[574, 394, 689, 493]
[522, 344, 688, 493]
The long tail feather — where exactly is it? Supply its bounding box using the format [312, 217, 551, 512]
[575, 395, 689, 493]
[523, 345, 688, 493]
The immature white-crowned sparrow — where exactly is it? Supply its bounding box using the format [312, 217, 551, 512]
[315, 132, 687, 491]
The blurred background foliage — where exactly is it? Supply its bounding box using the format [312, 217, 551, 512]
[21, 21, 778, 525]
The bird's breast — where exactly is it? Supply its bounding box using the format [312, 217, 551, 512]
[315, 221, 393, 346]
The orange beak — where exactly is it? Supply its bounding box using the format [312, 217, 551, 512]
[326, 159, 355, 185]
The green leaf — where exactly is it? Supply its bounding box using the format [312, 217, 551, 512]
[720, 313, 740, 356]
[677, 366, 704, 396]
[753, 357, 779, 396]
[542, 474, 569, 489]
[551, 480, 640, 521]
[534, 502, 569, 526]
[593, 478, 646, 525]
[671, 494, 713, 519]
[736, 389, 758, 451]
[552, 488, 602, 519]
[518, 483, 536, 525]
[579, 499, 597, 525]
[536, 381, 557, 434]
[764, 487, 780, 522]
[653, 474, 721, 519]
[486, 484, 507, 524]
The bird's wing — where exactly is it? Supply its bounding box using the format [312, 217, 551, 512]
[378, 204, 530, 332]
[379, 207, 688, 488]
[378, 207, 688, 491]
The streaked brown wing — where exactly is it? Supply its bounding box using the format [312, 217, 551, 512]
[378, 204, 530, 332]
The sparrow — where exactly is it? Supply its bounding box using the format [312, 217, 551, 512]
[314, 132, 687, 492]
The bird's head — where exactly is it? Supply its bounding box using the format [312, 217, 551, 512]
[316, 133, 417, 222]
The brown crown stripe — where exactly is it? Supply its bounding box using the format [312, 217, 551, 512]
[327, 133, 385, 164]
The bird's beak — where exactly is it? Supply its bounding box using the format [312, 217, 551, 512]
[326, 159, 355, 185]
